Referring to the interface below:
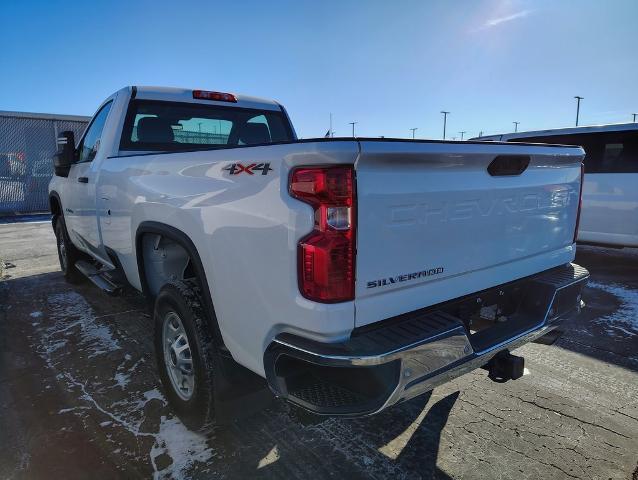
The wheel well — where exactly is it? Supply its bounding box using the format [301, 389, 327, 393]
[135, 222, 224, 345]
[50, 195, 61, 217]
[140, 233, 194, 297]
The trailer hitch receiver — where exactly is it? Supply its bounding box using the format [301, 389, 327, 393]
[484, 350, 524, 383]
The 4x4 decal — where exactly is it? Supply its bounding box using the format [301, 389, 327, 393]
[223, 163, 273, 175]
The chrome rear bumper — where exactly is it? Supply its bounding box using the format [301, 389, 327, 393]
[264, 263, 589, 416]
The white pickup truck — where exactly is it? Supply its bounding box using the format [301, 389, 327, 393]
[49, 86, 589, 430]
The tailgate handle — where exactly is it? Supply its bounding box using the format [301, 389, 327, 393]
[487, 155, 530, 176]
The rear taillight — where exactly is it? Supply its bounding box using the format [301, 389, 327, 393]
[573, 163, 585, 243]
[290, 166, 356, 303]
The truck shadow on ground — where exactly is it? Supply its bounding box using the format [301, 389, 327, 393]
[232, 391, 459, 479]
[1, 270, 459, 479]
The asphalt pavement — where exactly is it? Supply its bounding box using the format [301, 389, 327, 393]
[1, 220, 637, 479]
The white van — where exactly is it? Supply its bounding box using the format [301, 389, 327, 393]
[474, 124, 638, 248]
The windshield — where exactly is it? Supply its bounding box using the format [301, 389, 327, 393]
[120, 99, 294, 152]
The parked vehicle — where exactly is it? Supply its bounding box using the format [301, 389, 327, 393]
[49, 86, 589, 430]
[473, 124, 638, 248]
[0, 152, 26, 177]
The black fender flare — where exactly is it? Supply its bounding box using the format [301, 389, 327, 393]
[135, 221, 224, 346]
[49, 191, 63, 227]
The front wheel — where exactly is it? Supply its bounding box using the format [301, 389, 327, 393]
[54, 215, 83, 283]
[154, 280, 218, 430]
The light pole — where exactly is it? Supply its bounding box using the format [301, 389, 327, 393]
[349, 122, 358, 137]
[410, 127, 418, 139]
[513, 121, 520, 133]
[459, 131, 466, 140]
[441, 111, 450, 139]
[574, 96, 584, 126]
[633, 113, 637, 123]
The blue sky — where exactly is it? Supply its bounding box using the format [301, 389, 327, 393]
[1, 0, 636, 139]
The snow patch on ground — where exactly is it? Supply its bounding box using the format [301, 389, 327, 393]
[151, 416, 213, 480]
[588, 281, 638, 337]
[31, 290, 213, 479]
[30, 311, 42, 318]
[114, 357, 145, 390]
[46, 291, 121, 355]
[114, 372, 130, 389]
[143, 388, 165, 403]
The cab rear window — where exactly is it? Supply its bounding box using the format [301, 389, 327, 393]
[120, 100, 293, 152]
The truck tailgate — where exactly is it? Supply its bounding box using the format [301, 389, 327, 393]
[354, 140, 584, 327]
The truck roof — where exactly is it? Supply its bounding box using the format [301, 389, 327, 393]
[129, 86, 283, 112]
[472, 122, 638, 141]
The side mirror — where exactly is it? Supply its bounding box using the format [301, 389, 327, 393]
[53, 130, 75, 177]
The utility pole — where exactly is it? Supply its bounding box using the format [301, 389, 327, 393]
[459, 131, 466, 140]
[479, 131, 483, 137]
[441, 111, 450, 139]
[349, 122, 358, 137]
[513, 121, 520, 133]
[574, 96, 584, 126]
[410, 127, 418, 139]
[633, 113, 637, 123]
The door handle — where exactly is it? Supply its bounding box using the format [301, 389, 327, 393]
[78, 177, 89, 183]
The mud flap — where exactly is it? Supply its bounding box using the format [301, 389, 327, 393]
[213, 351, 274, 424]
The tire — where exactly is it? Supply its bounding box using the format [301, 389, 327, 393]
[154, 280, 217, 430]
[54, 215, 84, 284]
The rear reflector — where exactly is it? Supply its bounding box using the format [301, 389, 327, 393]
[192, 90, 237, 103]
[290, 166, 355, 303]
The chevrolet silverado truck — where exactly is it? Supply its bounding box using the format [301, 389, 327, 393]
[49, 86, 589, 430]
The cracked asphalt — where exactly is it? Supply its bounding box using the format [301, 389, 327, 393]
[1, 220, 637, 479]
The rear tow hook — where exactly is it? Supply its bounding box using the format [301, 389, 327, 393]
[483, 350, 525, 383]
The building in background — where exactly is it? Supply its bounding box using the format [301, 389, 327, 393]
[0, 111, 89, 216]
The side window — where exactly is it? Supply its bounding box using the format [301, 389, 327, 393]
[562, 134, 604, 173]
[601, 143, 623, 172]
[607, 132, 638, 173]
[512, 131, 638, 173]
[512, 134, 603, 173]
[77, 101, 113, 163]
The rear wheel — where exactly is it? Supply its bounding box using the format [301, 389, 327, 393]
[154, 280, 217, 430]
[54, 215, 83, 283]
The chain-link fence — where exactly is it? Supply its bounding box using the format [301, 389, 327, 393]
[0, 111, 89, 216]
